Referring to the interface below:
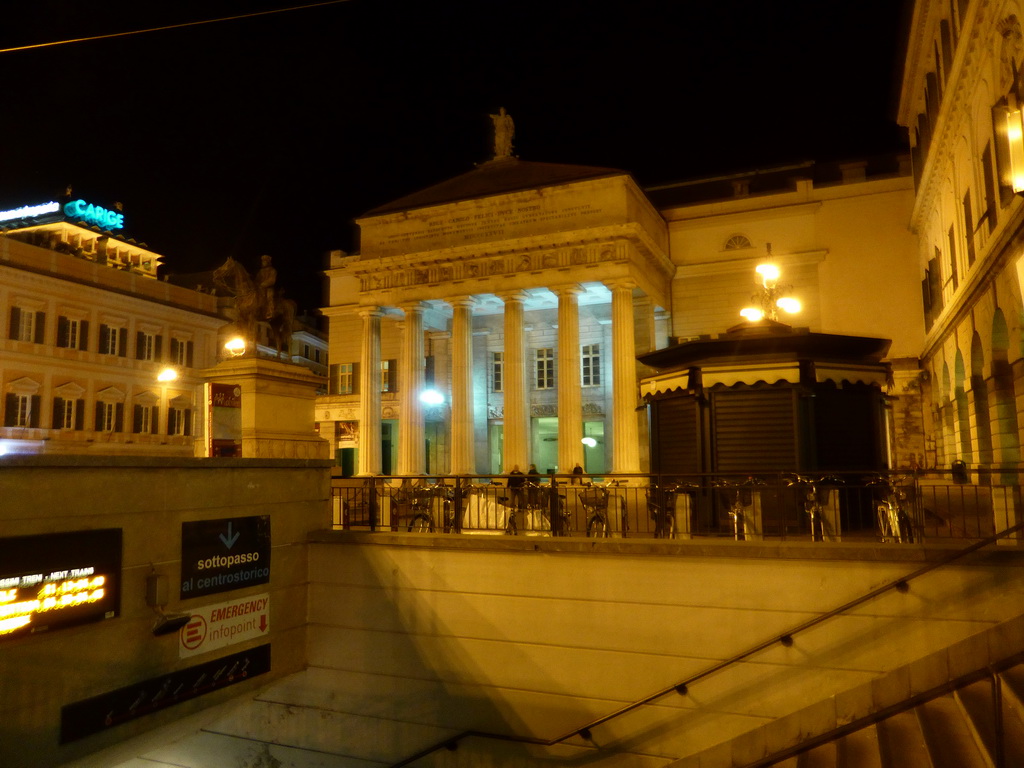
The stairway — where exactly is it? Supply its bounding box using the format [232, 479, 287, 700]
[671, 650, 1024, 768]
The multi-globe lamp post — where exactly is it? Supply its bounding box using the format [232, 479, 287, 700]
[739, 254, 801, 323]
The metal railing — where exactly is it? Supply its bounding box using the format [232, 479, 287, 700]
[331, 468, 1019, 543]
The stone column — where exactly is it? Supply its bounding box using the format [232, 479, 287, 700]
[554, 284, 584, 474]
[499, 291, 529, 472]
[357, 306, 382, 476]
[607, 280, 641, 475]
[397, 303, 426, 475]
[450, 296, 476, 475]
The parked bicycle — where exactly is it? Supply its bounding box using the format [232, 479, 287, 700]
[404, 482, 453, 533]
[867, 475, 915, 543]
[581, 481, 626, 538]
[785, 474, 842, 542]
[646, 482, 697, 539]
[712, 477, 763, 540]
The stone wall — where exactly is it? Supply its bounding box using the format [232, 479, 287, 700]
[306, 532, 1024, 763]
[0, 455, 331, 768]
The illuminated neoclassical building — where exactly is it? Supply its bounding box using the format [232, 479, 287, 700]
[319, 130, 922, 477]
[0, 195, 224, 456]
[321, 157, 673, 476]
[898, 0, 1024, 503]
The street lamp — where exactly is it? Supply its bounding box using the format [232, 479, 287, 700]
[224, 337, 247, 357]
[740, 245, 801, 322]
[156, 367, 178, 383]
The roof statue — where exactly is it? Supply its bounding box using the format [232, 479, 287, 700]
[213, 255, 296, 361]
[490, 107, 515, 160]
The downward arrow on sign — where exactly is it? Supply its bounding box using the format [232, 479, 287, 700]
[219, 522, 240, 549]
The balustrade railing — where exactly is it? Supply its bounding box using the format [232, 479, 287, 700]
[330, 469, 1021, 543]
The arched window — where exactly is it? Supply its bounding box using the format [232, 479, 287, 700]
[724, 235, 752, 251]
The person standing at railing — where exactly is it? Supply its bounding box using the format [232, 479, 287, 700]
[571, 463, 584, 484]
[508, 465, 526, 510]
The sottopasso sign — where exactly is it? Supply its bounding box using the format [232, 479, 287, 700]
[180, 516, 270, 599]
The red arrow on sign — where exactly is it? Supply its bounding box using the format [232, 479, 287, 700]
[259, 615, 267, 632]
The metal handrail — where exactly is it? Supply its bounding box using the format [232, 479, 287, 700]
[389, 520, 1024, 767]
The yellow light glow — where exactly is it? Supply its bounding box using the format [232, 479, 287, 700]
[157, 368, 178, 382]
[755, 263, 780, 282]
[0, 615, 32, 635]
[740, 307, 764, 321]
[776, 297, 801, 314]
[224, 337, 247, 357]
[1007, 110, 1024, 193]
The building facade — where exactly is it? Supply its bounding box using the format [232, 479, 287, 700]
[318, 150, 927, 477]
[0, 198, 225, 456]
[898, 0, 1024, 483]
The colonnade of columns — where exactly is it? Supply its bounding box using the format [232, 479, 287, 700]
[354, 282, 645, 477]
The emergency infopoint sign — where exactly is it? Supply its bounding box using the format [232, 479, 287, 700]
[179, 593, 270, 658]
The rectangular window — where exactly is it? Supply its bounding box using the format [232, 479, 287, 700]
[57, 317, 85, 350]
[962, 191, 976, 267]
[59, 399, 75, 429]
[9, 307, 44, 343]
[133, 404, 157, 434]
[381, 360, 392, 393]
[99, 324, 125, 356]
[946, 230, 958, 291]
[536, 348, 554, 389]
[13, 394, 31, 427]
[168, 407, 192, 436]
[170, 338, 193, 367]
[492, 352, 504, 393]
[982, 143, 997, 233]
[338, 363, 354, 394]
[581, 344, 601, 386]
[98, 402, 116, 432]
[136, 332, 155, 362]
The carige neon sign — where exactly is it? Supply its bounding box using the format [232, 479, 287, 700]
[64, 199, 124, 230]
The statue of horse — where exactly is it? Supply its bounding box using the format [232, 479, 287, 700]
[212, 255, 296, 360]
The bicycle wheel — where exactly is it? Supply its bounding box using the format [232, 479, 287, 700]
[587, 514, 608, 538]
[408, 514, 433, 533]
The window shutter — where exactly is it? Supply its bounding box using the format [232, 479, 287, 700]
[5, 393, 17, 427]
[29, 395, 40, 428]
[75, 399, 84, 430]
[99, 324, 110, 354]
[153, 407, 160, 434]
[94, 402, 104, 431]
[52, 397, 64, 429]
[170, 338, 180, 362]
[136, 332, 145, 360]
[118, 327, 128, 357]
[183, 409, 193, 436]
[133, 404, 143, 433]
[329, 364, 340, 395]
[353, 362, 360, 394]
[34, 312, 45, 344]
[114, 403, 124, 432]
[167, 408, 177, 435]
[186, 341, 194, 368]
[9, 307, 20, 340]
[79, 320, 89, 350]
[57, 317, 69, 348]
[155, 335, 163, 360]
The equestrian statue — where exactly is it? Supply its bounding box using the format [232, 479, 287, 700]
[212, 254, 297, 360]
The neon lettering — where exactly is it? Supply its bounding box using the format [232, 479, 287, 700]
[0, 201, 59, 222]
[63, 199, 124, 230]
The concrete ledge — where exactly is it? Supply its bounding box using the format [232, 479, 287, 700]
[310, 529, 1024, 565]
[0, 455, 334, 469]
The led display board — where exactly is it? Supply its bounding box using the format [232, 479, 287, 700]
[0, 529, 121, 641]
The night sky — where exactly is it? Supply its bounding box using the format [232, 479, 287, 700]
[1, 0, 910, 313]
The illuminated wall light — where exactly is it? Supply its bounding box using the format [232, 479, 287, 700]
[1006, 110, 1024, 193]
[581, 437, 598, 448]
[740, 307, 764, 321]
[755, 263, 780, 282]
[157, 367, 178, 383]
[776, 297, 802, 314]
[419, 389, 445, 405]
[224, 337, 247, 357]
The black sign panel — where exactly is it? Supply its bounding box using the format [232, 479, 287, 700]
[180, 516, 270, 599]
[61, 643, 271, 743]
[0, 529, 121, 642]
